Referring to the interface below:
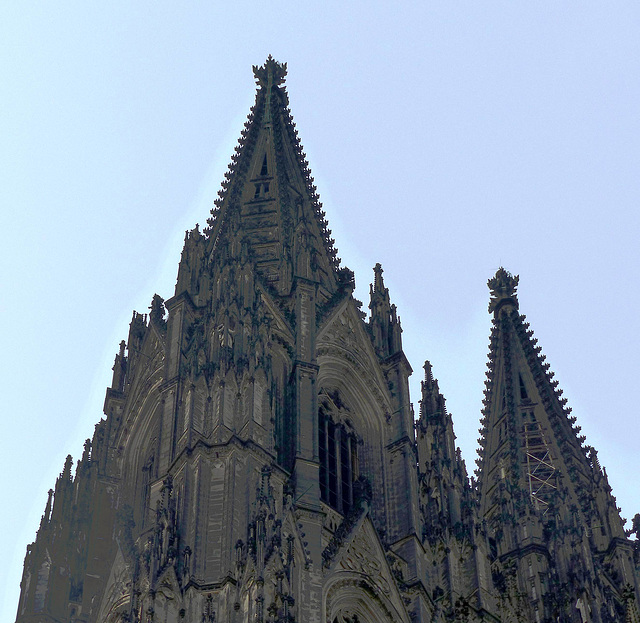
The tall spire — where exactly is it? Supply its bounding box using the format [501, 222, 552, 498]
[477, 268, 636, 621]
[203, 56, 343, 296]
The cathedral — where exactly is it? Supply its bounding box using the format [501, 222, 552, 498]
[15, 57, 640, 623]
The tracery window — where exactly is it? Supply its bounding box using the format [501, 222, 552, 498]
[318, 397, 358, 515]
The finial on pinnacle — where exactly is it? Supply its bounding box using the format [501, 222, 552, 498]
[488, 267, 519, 314]
[253, 55, 287, 88]
[373, 262, 385, 293]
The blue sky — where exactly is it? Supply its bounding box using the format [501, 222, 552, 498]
[2, 3, 639, 616]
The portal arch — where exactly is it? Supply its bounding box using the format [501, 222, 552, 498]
[325, 576, 408, 623]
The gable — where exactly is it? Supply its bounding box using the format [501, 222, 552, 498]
[324, 516, 412, 623]
[317, 299, 393, 434]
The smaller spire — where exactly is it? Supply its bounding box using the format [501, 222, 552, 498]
[149, 294, 166, 327]
[423, 360, 434, 385]
[368, 263, 402, 358]
[419, 360, 444, 422]
[62, 454, 73, 480]
[82, 438, 91, 464]
[488, 267, 519, 314]
[373, 262, 385, 294]
[39, 489, 54, 531]
[110, 340, 127, 392]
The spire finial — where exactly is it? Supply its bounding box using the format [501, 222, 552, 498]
[62, 454, 73, 480]
[39, 488, 54, 530]
[423, 360, 434, 383]
[252, 56, 287, 88]
[373, 262, 385, 294]
[488, 267, 519, 313]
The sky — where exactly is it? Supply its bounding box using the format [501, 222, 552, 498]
[1, 2, 639, 617]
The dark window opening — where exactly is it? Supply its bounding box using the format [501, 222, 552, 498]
[260, 154, 268, 176]
[519, 374, 528, 400]
[319, 405, 357, 515]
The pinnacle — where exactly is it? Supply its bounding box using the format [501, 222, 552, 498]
[423, 360, 434, 384]
[62, 454, 73, 480]
[373, 262, 385, 293]
[39, 488, 54, 531]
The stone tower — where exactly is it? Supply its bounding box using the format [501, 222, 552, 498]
[15, 58, 640, 623]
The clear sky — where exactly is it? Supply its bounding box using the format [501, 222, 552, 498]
[2, 2, 639, 617]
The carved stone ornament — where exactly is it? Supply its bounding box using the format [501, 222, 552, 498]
[252, 55, 287, 88]
[488, 267, 519, 313]
[339, 530, 391, 596]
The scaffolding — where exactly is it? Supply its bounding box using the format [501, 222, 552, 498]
[523, 421, 557, 514]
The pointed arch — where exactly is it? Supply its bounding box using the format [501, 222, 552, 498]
[325, 576, 410, 623]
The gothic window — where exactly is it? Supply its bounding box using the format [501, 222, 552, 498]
[318, 401, 358, 515]
[519, 373, 529, 401]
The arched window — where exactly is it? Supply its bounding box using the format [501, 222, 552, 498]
[318, 395, 358, 515]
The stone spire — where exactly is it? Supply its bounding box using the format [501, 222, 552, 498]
[368, 263, 403, 359]
[203, 56, 343, 296]
[417, 361, 470, 540]
[38, 489, 54, 533]
[477, 268, 637, 621]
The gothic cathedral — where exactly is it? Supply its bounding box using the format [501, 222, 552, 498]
[16, 58, 640, 623]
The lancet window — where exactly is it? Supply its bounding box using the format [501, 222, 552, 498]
[140, 452, 155, 528]
[318, 396, 358, 515]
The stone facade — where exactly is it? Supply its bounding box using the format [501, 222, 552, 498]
[15, 58, 640, 623]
